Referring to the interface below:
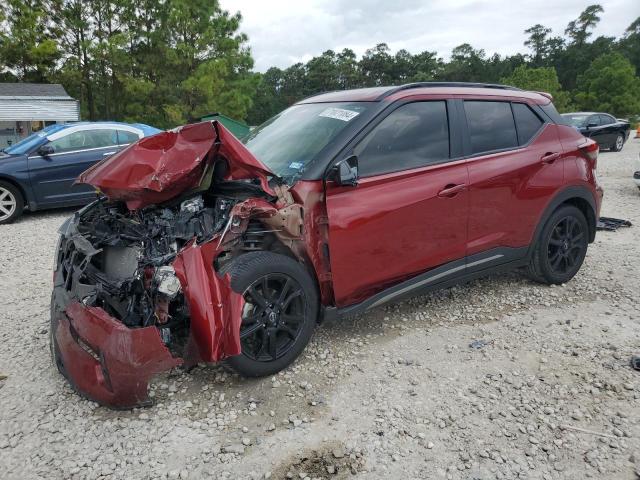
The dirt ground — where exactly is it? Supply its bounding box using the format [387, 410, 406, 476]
[0, 137, 638, 480]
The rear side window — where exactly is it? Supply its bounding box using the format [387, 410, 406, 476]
[598, 114, 615, 125]
[355, 101, 449, 177]
[512, 103, 544, 145]
[48, 129, 119, 153]
[464, 101, 517, 154]
[117, 130, 140, 145]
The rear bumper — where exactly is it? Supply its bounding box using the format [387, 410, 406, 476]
[52, 300, 182, 409]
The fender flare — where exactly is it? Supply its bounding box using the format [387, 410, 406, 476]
[528, 185, 598, 257]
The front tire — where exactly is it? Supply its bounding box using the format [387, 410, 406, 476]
[220, 252, 318, 377]
[611, 134, 624, 152]
[526, 205, 589, 285]
[0, 181, 24, 224]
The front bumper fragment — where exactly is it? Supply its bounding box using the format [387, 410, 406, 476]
[52, 300, 182, 409]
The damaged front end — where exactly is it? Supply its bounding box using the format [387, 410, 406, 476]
[51, 121, 304, 408]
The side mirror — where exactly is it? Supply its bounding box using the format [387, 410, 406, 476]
[333, 155, 358, 187]
[586, 122, 598, 129]
[38, 144, 54, 157]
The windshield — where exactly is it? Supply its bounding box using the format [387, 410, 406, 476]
[241, 102, 371, 181]
[3, 124, 68, 155]
[562, 114, 590, 128]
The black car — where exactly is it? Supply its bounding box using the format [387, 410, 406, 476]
[562, 112, 630, 152]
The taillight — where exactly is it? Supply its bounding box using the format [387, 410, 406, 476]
[580, 141, 599, 168]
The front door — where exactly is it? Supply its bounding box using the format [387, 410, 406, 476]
[325, 101, 469, 307]
[28, 128, 122, 207]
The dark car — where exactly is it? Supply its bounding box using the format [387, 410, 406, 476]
[562, 112, 630, 152]
[51, 82, 603, 408]
[0, 122, 161, 224]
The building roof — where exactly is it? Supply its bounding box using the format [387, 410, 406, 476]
[0, 83, 72, 99]
[299, 82, 551, 105]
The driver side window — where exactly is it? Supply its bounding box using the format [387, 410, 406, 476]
[48, 129, 119, 154]
[355, 101, 450, 177]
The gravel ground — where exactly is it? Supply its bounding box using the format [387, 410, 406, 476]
[1, 139, 639, 480]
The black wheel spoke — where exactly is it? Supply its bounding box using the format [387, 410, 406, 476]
[281, 313, 304, 325]
[247, 287, 268, 309]
[239, 272, 307, 362]
[275, 278, 292, 307]
[549, 237, 563, 246]
[282, 289, 303, 311]
[240, 321, 264, 339]
[267, 328, 278, 360]
[280, 324, 297, 340]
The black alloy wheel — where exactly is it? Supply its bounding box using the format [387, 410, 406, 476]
[221, 251, 318, 377]
[240, 273, 306, 361]
[546, 216, 586, 275]
[526, 205, 589, 285]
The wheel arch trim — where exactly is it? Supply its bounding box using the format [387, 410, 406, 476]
[530, 186, 598, 254]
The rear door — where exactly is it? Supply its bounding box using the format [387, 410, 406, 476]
[597, 114, 617, 147]
[325, 100, 469, 306]
[28, 128, 123, 206]
[464, 100, 564, 259]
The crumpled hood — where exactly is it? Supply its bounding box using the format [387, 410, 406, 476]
[77, 121, 274, 210]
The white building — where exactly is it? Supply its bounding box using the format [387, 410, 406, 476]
[0, 83, 80, 149]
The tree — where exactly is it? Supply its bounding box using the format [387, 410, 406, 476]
[524, 24, 552, 66]
[501, 65, 571, 111]
[574, 53, 640, 117]
[0, 0, 60, 82]
[619, 16, 640, 74]
[440, 44, 487, 82]
[565, 4, 603, 46]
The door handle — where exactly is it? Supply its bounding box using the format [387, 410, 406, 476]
[103, 151, 116, 156]
[541, 152, 560, 164]
[437, 183, 467, 198]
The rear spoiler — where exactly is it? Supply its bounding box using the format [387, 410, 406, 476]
[534, 91, 553, 102]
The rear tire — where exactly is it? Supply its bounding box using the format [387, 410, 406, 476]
[611, 134, 624, 152]
[220, 252, 318, 377]
[0, 181, 24, 225]
[526, 205, 589, 285]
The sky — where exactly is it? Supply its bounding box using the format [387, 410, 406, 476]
[218, 0, 639, 72]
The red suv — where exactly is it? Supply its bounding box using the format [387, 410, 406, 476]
[51, 83, 603, 408]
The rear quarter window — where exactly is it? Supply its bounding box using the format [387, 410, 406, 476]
[464, 101, 518, 154]
[512, 103, 544, 145]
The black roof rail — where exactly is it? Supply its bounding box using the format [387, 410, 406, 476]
[377, 82, 523, 100]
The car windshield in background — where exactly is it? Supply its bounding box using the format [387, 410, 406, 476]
[562, 114, 590, 128]
[3, 124, 68, 155]
[241, 102, 371, 181]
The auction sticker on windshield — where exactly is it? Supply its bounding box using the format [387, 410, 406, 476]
[319, 107, 360, 122]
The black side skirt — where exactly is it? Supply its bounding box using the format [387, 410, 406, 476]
[324, 246, 529, 320]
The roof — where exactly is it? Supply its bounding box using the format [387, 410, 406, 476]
[299, 82, 551, 105]
[0, 83, 73, 99]
[562, 112, 598, 115]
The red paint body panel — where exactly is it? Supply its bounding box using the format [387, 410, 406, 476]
[289, 180, 334, 304]
[55, 302, 182, 409]
[466, 124, 565, 255]
[173, 242, 245, 363]
[77, 121, 274, 210]
[325, 161, 469, 306]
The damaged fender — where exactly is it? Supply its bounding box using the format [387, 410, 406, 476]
[173, 241, 245, 365]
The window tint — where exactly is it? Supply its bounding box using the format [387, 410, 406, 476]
[48, 129, 118, 153]
[587, 115, 601, 127]
[598, 114, 614, 125]
[464, 101, 518, 154]
[117, 130, 140, 145]
[355, 101, 449, 177]
[512, 103, 544, 145]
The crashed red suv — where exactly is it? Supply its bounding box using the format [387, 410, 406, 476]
[51, 82, 603, 408]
